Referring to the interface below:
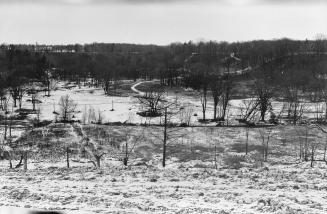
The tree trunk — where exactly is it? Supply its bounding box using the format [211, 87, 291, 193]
[261, 109, 265, 121]
[162, 108, 167, 168]
[311, 147, 314, 167]
[24, 152, 28, 171]
[124, 141, 128, 166]
[262, 140, 265, 160]
[66, 147, 70, 168]
[201, 90, 207, 121]
[19, 98, 22, 110]
[15, 155, 24, 168]
[222, 94, 229, 121]
[304, 131, 309, 161]
[202, 108, 206, 121]
[213, 103, 218, 120]
[4, 116, 7, 140]
[265, 141, 269, 161]
[300, 139, 303, 160]
[95, 156, 101, 168]
[214, 144, 218, 169]
[47, 83, 50, 96]
[245, 128, 249, 155]
[9, 155, 12, 169]
[9, 118, 12, 138]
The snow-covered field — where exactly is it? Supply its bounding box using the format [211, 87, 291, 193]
[2, 80, 327, 214]
[2, 161, 327, 214]
[2, 80, 325, 130]
[1, 123, 327, 213]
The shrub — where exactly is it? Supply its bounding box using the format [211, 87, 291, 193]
[223, 154, 246, 169]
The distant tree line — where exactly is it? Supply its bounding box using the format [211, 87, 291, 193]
[1, 37, 327, 124]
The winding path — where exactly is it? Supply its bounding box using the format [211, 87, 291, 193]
[131, 81, 156, 96]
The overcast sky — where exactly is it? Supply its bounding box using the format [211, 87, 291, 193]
[0, 0, 326, 45]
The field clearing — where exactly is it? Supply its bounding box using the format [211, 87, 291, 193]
[13, 80, 323, 127]
[2, 80, 327, 213]
[2, 124, 327, 213]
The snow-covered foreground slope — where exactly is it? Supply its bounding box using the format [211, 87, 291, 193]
[1, 162, 327, 214]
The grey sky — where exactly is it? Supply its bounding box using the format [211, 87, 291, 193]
[0, 0, 326, 45]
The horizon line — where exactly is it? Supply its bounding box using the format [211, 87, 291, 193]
[1, 36, 323, 47]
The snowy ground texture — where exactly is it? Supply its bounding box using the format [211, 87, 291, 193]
[1, 124, 327, 214]
[2, 80, 327, 213]
[4, 79, 326, 131]
[1, 162, 327, 214]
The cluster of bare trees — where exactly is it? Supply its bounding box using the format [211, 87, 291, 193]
[293, 124, 327, 167]
[81, 105, 104, 125]
[258, 128, 273, 162]
[137, 86, 187, 167]
[0, 92, 78, 170]
[75, 122, 145, 168]
[137, 86, 166, 117]
[0, 66, 59, 160]
[1, 36, 327, 172]
[58, 95, 77, 122]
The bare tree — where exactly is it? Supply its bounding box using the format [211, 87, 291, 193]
[206, 127, 221, 169]
[58, 95, 77, 122]
[7, 108, 15, 140]
[218, 78, 233, 122]
[239, 98, 259, 125]
[295, 125, 311, 161]
[43, 68, 57, 97]
[255, 80, 274, 122]
[245, 126, 250, 155]
[102, 75, 113, 95]
[26, 89, 42, 111]
[319, 83, 327, 121]
[101, 62, 118, 96]
[200, 87, 208, 121]
[82, 136, 106, 168]
[258, 128, 273, 162]
[138, 85, 166, 117]
[88, 106, 96, 124]
[120, 122, 144, 166]
[308, 124, 327, 165]
[1, 97, 9, 140]
[199, 66, 210, 122]
[178, 105, 193, 126]
[314, 34, 327, 56]
[17, 87, 26, 110]
[75, 124, 120, 168]
[310, 141, 319, 167]
[210, 78, 223, 121]
[156, 106, 185, 167]
[7, 126, 39, 171]
[81, 105, 87, 125]
[296, 124, 321, 167]
[283, 86, 305, 125]
[10, 87, 20, 108]
[97, 109, 104, 124]
[0, 89, 6, 111]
